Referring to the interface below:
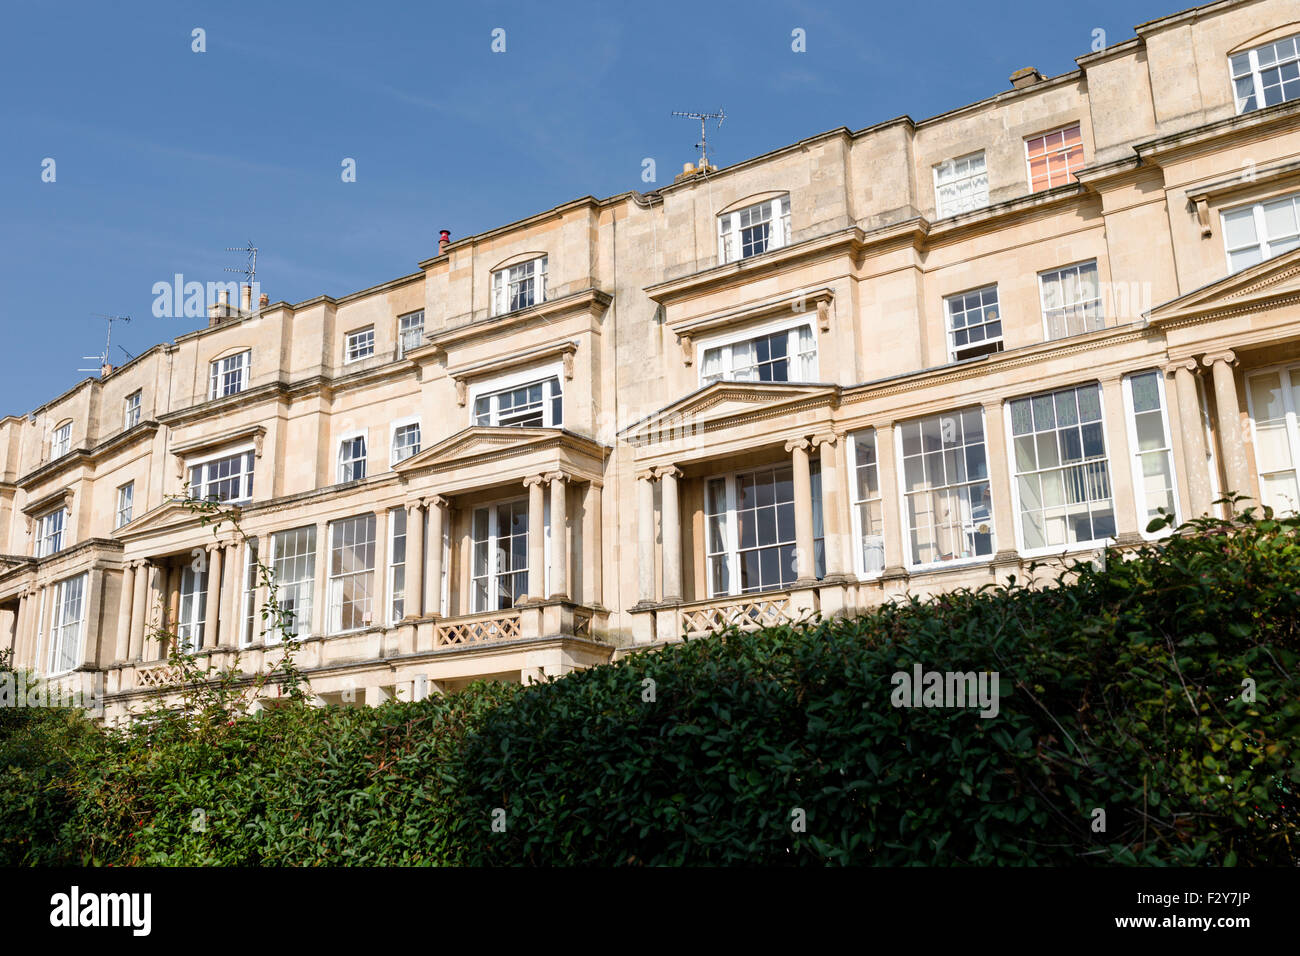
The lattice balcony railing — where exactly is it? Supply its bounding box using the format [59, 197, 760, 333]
[136, 664, 185, 688]
[680, 594, 793, 637]
[435, 611, 523, 648]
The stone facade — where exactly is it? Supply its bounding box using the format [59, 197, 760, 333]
[3, 0, 1300, 722]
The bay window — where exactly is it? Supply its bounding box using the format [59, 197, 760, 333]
[327, 514, 376, 633]
[848, 430, 885, 577]
[718, 196, 791, 263]
[898, 408, 994, 567]
[1123, 371, 1180, 535]
[700, 322, 817, 385]
[492, 256, 547, 316]
[1008, 383, 1115, 552]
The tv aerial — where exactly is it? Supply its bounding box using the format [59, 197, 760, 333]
[225, 240, 258, 287]
[671, 108, 725, 170]
[79, 314, 131, 377]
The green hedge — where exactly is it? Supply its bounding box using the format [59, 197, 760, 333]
[2, 509, 1297, 865]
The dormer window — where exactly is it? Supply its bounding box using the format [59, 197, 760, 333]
[718, 196, 790, 264]
[700, 321, 817, 386]
[209, 351, 250, 399]
[51, 422, 71, 459]
[1231, 32, 1300, 114]
[492, 256, 548, 316]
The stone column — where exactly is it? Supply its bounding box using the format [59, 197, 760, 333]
[813, 434, 846, 578]
[204, 544, 223, 650]
[636, 470, 656, 605]
[403, 501, 425, 619]
[1170, 360, 1213, 517]
[425, 497, 446, 617]
[129, 561, 150, 661]
[547, 475, 569, 601]
[524, 475, 546, 602]
[656, 466, 682, 602]
[786, 438, 817, 584]
[114, 563, 136, 663]
[166, 563, 181, 658]
[1204, 351, 1252, 505]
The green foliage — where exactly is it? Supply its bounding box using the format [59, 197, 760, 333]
[1, 503, 1296, 865]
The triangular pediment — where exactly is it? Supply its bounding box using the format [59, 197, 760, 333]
[620, 380, 839, 444]
[395, 426, 599, 474]
[1149, 247, 1300, 324]
[115, 498, 215, 539]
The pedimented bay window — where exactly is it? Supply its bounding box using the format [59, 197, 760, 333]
[704, 463, 824, 597]
[492, 256, 547, 316]
[700, 321, 817, 386]
[718, 195, 790, 264]
[898, 408, 994, 568]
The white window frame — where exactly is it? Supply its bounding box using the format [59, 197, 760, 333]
[469, 362, 564, 428]
[209, 351, 250, 400]
[471, 497, 532, 612]
[1220, 191, 1300, 274]
[338, 431, 368, 483]
[45, 573, 87, 676]
[115, 481, 134, 529]
[36, 507, 68, 558]
[933, 151, 989, 218]
[327, 513, 377, 634]
[895, 408, 996, 571]
[124, 390, 142, 430]
[51, 422, 71, 459]
[696, 316, 819, 387]
[388, 506, 408, 626]
[944, 284, 1004, 362]
[1038, 260, 1103, 341]
[704, 463, 824, 598]
[1230, 33, 1300, 114]
[344, 326, 375, 364]
[1024, 124, 1084, 193]
[177, 564, 207, 652]
[390, 417, 422, 466]
[397, 310, 425, 358]
[1244, 362, 1300, 516]
[717, 196, 791, 264]
[268, 526, 316, 642]
[847, 430, 885, 579]
[239, 538, 260, 647]
[1122, 370, 1182, 539]
[491, 256, 548, 317]
[1005, 383, 1117, 558]
[187, 445, 256, 504]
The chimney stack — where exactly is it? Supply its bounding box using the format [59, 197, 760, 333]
[100, 363, 113, 378]
[259, 292, 269, 308]
[208, 289, 230, 326]
[240, 284, 252, 312]
[1010, 67, 1045, 89]
[439, 229, 451, 256]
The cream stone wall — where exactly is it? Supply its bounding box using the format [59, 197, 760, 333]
[1, 0, 1298, 721]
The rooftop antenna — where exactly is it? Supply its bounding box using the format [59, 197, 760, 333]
[225, 240, 258, 290]
[79, 314, 130, 377]
[671, 108, 725, 170]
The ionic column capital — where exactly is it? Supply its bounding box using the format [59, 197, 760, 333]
[784, 437, 812, 453]
[635, 469, 658, 483]
[652, 464, 682, 480]
[420, 493, 449, 510]
[810, 432, 839, 449]
[1202, 350, 1237, 368]
[1165, 358, 1200, 375]
[522, 474, 547, 489]
[543, 471, 569, 484]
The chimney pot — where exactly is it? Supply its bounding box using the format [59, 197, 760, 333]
[439, 229, 451, 255]
[240, 284, 252, 311]
[259, 293, 269, 308]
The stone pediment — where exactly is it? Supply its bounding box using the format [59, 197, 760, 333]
[114, 498, 217, 540]
[620, 381, 839, 446]
[394, 426, 608, 483]
[1148, 248, 1300, 326]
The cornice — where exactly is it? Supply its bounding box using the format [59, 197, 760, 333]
[430, 288, 612, 352]
[16, 419, 160, 491]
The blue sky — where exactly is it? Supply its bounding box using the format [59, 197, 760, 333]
[0, 0, 1174, 414]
